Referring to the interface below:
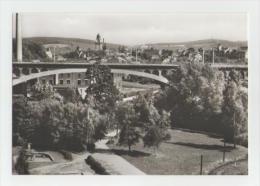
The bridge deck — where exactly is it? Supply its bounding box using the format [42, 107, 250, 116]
[13, 62, 247, 70]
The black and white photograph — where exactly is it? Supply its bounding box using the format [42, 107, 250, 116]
[11, 12, 249, 175]
[1, 1, 260, 186]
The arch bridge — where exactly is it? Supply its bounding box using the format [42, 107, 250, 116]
[12, 62, 248, 88]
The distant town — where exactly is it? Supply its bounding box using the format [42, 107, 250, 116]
[13, 34, 248, 65]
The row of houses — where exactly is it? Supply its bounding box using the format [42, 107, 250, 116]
[43, 38, 248, 64]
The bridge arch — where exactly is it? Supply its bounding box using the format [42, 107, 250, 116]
[152, 69, 159, 75]
[144, 69, 151, 74]
[22, 68, 30, 75]
[111, 69, 169, 84]
[31, 67, 39, 73]
[13, 68, 21, 77]
[13, 68, 169, 86]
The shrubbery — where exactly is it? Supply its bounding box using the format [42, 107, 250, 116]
[85, 155, 109, 175]
[12, 97, 106, 152]
[115, 95, 171, 152]
[154, 63, 248, 146]
[59, 150, 73, 161]
[15, 148, 29, 175]
[13, 64, 120, 152]
[86, 143, 96, 152]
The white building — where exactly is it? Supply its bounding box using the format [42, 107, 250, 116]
[45, 48, 53, 59]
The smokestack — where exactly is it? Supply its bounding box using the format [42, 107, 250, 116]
[16, 13, 22, 62]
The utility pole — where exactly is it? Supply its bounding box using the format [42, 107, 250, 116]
[233, 112, 236, 148]
[200, 155, 203, 175]
[136, 49, 138, 62]
[223, 140, 226, 162]
[212, 48, 215, 64]
[202, 49, 205, 64]
[53, 47, 56, 62]
[16, 13, 23, 62]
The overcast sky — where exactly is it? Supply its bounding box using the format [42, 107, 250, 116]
[14, 13, 247, 45]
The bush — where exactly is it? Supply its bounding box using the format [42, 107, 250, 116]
[143, 126, 163, 149]
[13, 99, 101, 152]
[59, 150, 73, 161]
[106, 138, 115, 145]
[163, 132, 171, 141]
[87, 143, 96, 152]
[15, 149, 29, 175]
[236, 133, 248, 147]
[85, 155, 109, 175]
[13, 133, 25, 146]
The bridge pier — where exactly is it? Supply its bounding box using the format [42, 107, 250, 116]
[28, 68, 32, 74]
[223, 70, 230, 80]
[244, 71, 248, 80]
[55, 73, 59, 85]
[19, 68, 23, 76]
[158, 70, 162, 76]
[113, 73, 123, 90]
[13, 68, 21, 77]
[240, 70, 248, 80]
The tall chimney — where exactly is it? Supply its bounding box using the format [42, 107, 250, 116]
[16, 13, 22, 62]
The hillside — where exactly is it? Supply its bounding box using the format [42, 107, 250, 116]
[24, 37, 247, 52]
[24, 37, 123, 53]
[138, 39, 247, 50]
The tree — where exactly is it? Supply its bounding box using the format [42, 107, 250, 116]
[85, 63, 121, 114]
[12, 95, 104, 152]
[161, 49, 173, 59]
[61, 103, 96, 151]
[93, 115, 108, 141]
[32, 99, 64, 149]
[30, 81, 54, 100]
[118, 45, 126, 53]
[222, 81, 248, 147]
[119, 125, 141, 152]
[143, 125, 163, 153]
[155, 63, 225, 133]
[116, 103, 140, 152]
[154, 62, 248, 146]
[13, 95, 30, 145]
[58, 87, 81, 103]
[157, 110, 171, 140]
[133, 94, 151, 127]
[102, 43, 107, 51]
[133, 94, 160, 130]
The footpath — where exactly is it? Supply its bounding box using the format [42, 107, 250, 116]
[29, 131, 145, 175]
[29, 152, 94, 175]
[92, 137, 145, 175]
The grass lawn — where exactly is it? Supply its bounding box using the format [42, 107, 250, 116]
[209, 159, 248, 175]
[107, 129, 248, 175]
[120, 81, 160, 96]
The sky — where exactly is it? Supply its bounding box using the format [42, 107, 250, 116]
[14, 13, 247, 46]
